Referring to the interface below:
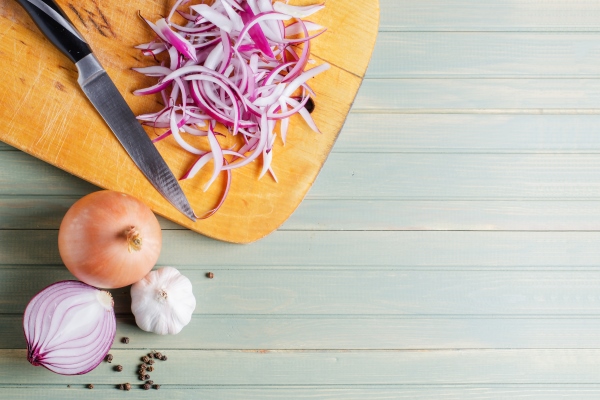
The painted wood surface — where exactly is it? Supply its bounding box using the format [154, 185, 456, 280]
[2, 0, 600, 399]
[379, 0, 600, 31]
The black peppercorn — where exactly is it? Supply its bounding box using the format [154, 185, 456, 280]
[145, 374, 150, 380]
[154, 352, 162, 359]
[161, 355, 167, 361]
[147, 366, 154, 372]
[121, 337, 129, 344]
[154, 384, 161, 390]
[115, 365, 123, 372]
[138, 368, 146, 375]
[142, 356, 150, 363]
[105, 354, 113, 363]
[88, 384, 94, 389]
[139, 375, 145, 381]
[304, 97, 315, 114]
[143, 383, 151, 390]
[148, 359, 154, 365]
[147, 380, 154, 385]
[124, 383, 131, 391]
[118, 384, 124, 390]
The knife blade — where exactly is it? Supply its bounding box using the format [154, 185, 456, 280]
[15, 0, 196, 221]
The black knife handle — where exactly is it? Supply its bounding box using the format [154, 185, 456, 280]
[16, 0, 92, 63]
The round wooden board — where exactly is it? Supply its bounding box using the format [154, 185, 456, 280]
[0, 0, 379, 243]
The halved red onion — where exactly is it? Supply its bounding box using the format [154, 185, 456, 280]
[134, 0, 329, 216]
[23, 281, 116, 375]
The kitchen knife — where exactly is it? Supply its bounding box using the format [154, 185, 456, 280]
[15, 0, 197, 222]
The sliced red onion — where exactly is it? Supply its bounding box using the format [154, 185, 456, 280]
[221, 0, 245, 31]
[273, 2, 325, 18]
[23, 281, 116, 375]
[155, 18, 198, 61]
[134, 0, 329, 217]
[285, 20, 324, 35]
[191, 4, 234, 33]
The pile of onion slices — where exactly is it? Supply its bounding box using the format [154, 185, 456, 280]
[134, 0, 329, 217]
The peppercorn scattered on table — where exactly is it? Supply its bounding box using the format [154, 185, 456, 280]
[5, 0, 600, 399]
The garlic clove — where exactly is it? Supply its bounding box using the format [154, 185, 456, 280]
[131, 267, 196, 335]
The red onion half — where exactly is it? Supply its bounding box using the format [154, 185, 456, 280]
[23, 281, 116, 375]
[134, 0, 329, 218]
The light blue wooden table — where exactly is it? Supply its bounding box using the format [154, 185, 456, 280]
[3, 0, 600, 398]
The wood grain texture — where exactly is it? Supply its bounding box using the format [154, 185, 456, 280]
[336, 114, 600, 153]
[285, 200, 600, 231]
[6, 230, 600, 268]
[7, 268, 600, 315]
[14, 149, 600, 201]
[11, 195, 600, 232]
[7, 315, 600, 350]
[4, 386, 600, 400]
[5, 386, 600, 400]
[0, 0, 379, 243]
[369, 32, 600, 78]
[5, 349, 600, 385]
[380, 0, 600, 31]
[8, 230, 600, 268]
[355, 79, 600, 112]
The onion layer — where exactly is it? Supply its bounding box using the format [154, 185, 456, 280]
[23, 281, 116, 375]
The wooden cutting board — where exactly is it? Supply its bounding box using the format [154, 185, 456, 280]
[0, 0, 379, 243]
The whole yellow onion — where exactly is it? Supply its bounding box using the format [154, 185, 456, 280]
[58, 190, 162, 289]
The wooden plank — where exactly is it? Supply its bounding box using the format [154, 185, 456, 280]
[6, 268, 600, 315]
[6, 386, 600, 400]
[335, 114, 600, 153]
[14, 151, 600, 200]
[0, 143, 16, 151]
[379, 0, 600, 32]
[7, 315, 600, 350]
[11, 196, 600, 232]
[139, 231, 600, 269]
[354, 79, 600, 112]
[0, 152, 97, 196]
[9, 194, 600, 231]
[368, 32, 600, 78]
[7, 230, 600, 268]
[285, 200, 600, 231]
[6, 349, 600, 385]
[313, 153, 600, 200]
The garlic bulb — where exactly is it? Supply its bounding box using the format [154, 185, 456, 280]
[131, 267, 196, 335]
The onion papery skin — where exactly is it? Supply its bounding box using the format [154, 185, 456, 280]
[58, 191, 162, 289]
[23, 280, 116, 375]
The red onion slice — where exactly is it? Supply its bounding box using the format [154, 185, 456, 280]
[192, 4, 235, 33]
[23, 281, 116, 375]
[273, 2, 325, 18]
[155, 18, 198, 61]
